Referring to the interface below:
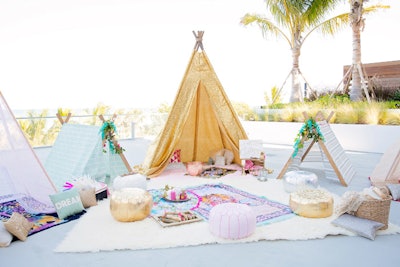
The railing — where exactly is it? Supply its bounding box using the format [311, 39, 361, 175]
[15, 113, 169, 147]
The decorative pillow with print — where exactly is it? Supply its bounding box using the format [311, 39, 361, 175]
[49, 188, 85, 220]
[170, 149, 181, 163]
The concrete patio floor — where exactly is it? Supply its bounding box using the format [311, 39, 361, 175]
[1, 138, 400, 267]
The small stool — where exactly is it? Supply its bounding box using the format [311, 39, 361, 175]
[209, 203, 256, 239]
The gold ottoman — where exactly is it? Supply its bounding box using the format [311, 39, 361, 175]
[289, 188, 333, 218]
[110, 188, 153, 222]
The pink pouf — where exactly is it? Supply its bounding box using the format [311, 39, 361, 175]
[209, 203, 256, 240]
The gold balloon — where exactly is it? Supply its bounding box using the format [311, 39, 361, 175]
[110, 188, 153, 222]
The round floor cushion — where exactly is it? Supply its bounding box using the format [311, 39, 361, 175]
[289, 188, 333, 218]
[110, 188, 153, 222]
[209, 203, 256, 240]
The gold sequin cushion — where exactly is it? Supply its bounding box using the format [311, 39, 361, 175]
[3, 212, 34, 241]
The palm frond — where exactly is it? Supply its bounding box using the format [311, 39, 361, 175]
[362, 4, 390, 15]
[241, 13, 291, 45]
[305, 0, 342, 25]
[313, 13, 350, 36]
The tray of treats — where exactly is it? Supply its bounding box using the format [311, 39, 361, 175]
[152, 211, 202, 227]
[162, 185, 190, 202]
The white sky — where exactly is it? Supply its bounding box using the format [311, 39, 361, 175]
[0, 0, 398, 110]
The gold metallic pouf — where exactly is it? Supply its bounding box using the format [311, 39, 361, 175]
[289, 188, 333, 218]
[110, 188, 153, 222]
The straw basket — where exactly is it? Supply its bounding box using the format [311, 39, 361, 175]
[355, 196, 392, 230]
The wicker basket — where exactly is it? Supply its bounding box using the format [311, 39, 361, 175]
[355, 196, 392, 230]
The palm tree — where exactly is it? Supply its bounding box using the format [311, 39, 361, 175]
[241, 0, 387, 102]
[347, 0, 389, 101]
[19, 110, 51, 146]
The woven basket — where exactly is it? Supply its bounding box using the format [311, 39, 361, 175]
[355, 196, 391, 230]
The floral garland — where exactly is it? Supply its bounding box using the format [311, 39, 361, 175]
[100, 120, 125, 154]
[292, 118, 324, 158]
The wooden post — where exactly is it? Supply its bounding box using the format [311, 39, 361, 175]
[56, 112, 71, 124]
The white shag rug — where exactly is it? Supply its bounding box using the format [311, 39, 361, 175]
[55, 169, 400, 253]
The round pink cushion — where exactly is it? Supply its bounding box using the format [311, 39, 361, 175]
[209, 203, 256, 239]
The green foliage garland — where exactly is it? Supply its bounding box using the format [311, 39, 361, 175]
[292, 118, 324, 158]
[100, 120, 125, 154]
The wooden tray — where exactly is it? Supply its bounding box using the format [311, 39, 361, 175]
[152, 211, 202, 227]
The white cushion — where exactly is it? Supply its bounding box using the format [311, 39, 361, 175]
[113, 174, 147, 191]
[0, 222, 13, 247]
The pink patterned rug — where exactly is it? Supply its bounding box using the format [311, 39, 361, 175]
[150, 183, 293, 225]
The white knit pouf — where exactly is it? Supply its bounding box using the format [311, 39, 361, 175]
[209, 203, 256, 240]
[113, 173, 147, 191]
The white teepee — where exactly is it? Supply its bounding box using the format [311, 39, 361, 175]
[0, 91, 57, 210]
[370, 139, 400, 185]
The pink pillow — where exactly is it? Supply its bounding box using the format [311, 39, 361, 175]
[244, 160, 254, 170]
[170, 149, 181, 163]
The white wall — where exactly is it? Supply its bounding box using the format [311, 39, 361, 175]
[242, 121, 400, 154]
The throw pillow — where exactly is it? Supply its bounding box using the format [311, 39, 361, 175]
[224, 149, 234, 165]
[3, 212, 34, 241]
[211, 149, 224, 163]
[0, 222, 13, 247]
[215, 155, 226, 166]
[170, 149, 181, 163]
[79, 187, 98, 208]
[49, 188, 85, 220]
[331, 213, 385, 240]
[387, 184, 400, 200]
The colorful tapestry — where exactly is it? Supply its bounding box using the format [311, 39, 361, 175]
[150, 183, 293, 225]
[0, 197, 84, 236]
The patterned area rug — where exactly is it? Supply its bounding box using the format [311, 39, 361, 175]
[0, 197, 83, 236]
[150, 183, 293, 225]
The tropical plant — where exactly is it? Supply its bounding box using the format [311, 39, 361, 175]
[232, 102, 259, 121]
[241, 0, 388, 103]
[264, 85, 282, 106]
[84, 102, 112, 125]
[18, 109, 54, 146]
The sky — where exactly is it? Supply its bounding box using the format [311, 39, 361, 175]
[0, 0, 399, 110]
